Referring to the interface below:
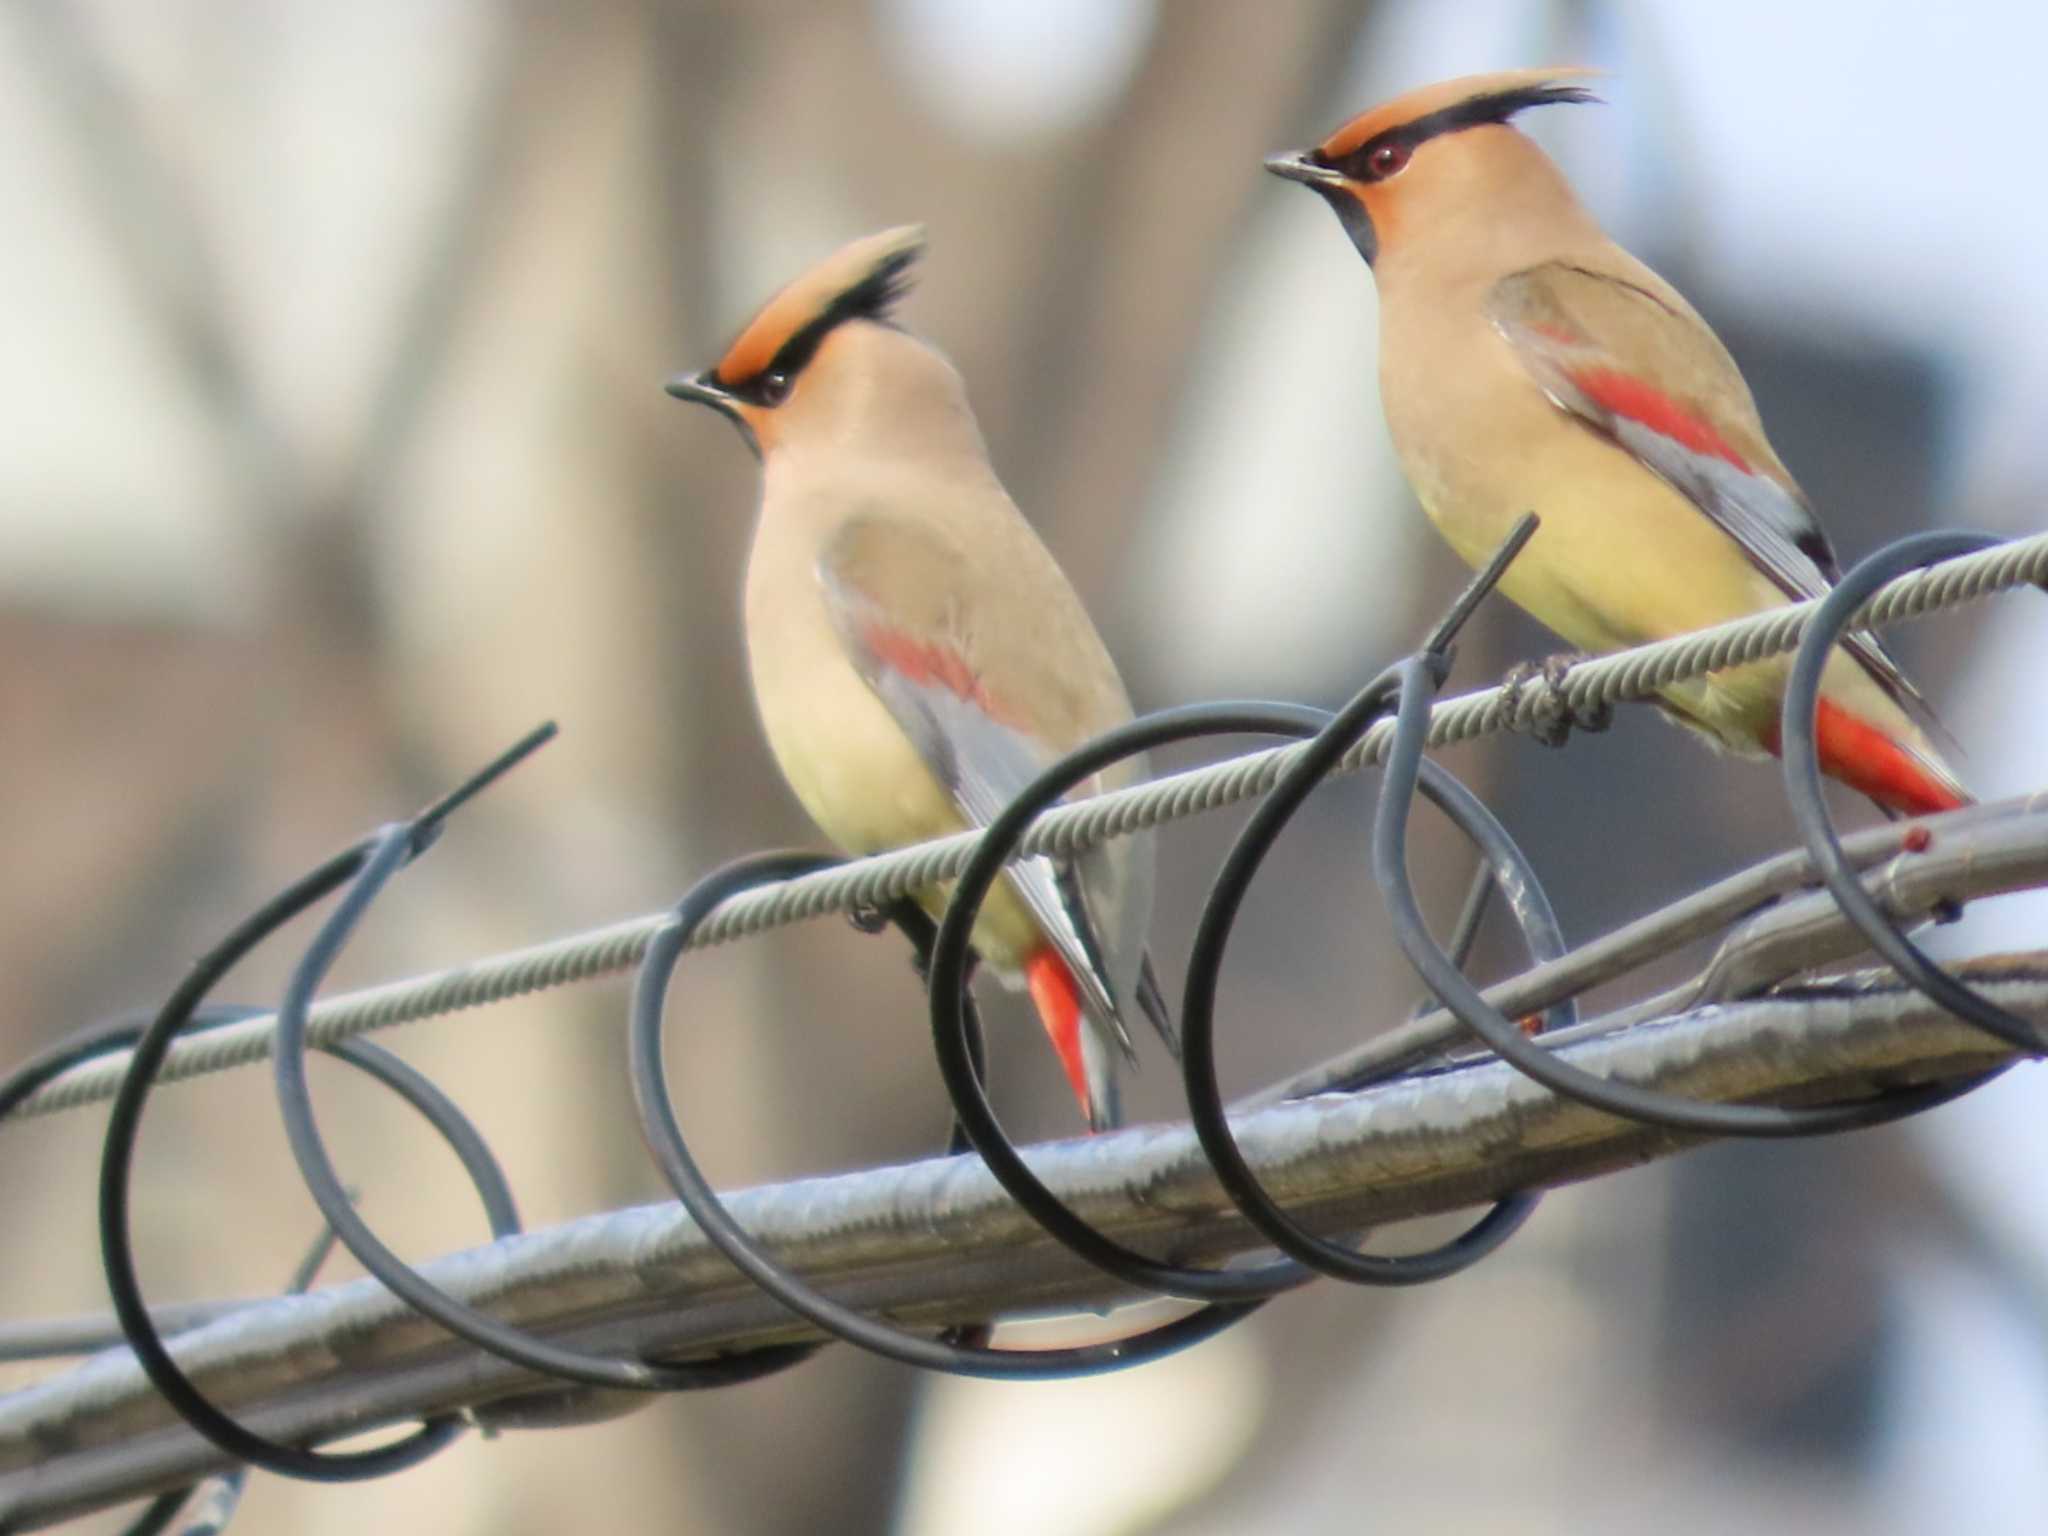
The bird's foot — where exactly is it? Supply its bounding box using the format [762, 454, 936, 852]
[848, 898, 941, 984]
[1499, 653, 1612, 749]
[847, 902, 893, 936]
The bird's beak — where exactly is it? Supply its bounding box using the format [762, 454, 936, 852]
[1265, 148, 1377, 265]
[665, 366, 761, 459]
[665, 368, 736, 410]
[1263, 150, 1346, 190]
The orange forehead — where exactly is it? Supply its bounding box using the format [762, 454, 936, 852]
[713, 225, 924, 386]
[1319, 66, 1597, 157]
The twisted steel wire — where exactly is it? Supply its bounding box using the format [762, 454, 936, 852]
[10, 528, 2045, 1125]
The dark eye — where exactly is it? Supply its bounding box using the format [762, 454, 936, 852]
[756, 370, 792, 405]
[1365, 142, 1411, 181]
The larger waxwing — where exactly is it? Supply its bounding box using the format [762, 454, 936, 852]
[1267, 69, 1968, 816]
[667, 227, 1173, 1130]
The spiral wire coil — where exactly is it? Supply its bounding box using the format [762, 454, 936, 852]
[2, 521, 2045, 1529]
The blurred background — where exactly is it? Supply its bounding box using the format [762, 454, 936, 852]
[4, 0, 2047, 1530]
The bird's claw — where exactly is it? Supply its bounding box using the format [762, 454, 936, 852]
[1500, 653, 1611, 749]
[847, 903, 893, 935]
[848, 900, 946, 984]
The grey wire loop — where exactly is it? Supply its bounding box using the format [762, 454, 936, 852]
[1780, 529, 2046, 1054]
[1178, 690, 1547, 1283]
[95, 835, 468, 1483]
[1374, 653, 1987, 1135]
[630, 850, 1265, 1378]
[918, 519, 1548, 1294]
[274, 823, 813, 1394]
[4, 1012, 404, 1531]
[923, 704, 1316, 1304]
[1172, 519, 1552, 1282]
[92, 725, 610, 1484]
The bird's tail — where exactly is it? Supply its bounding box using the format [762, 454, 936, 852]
[1025, 947, 1120, 1132]
[1805, 698, 1971, 816]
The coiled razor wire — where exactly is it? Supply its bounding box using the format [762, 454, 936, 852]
[1, 519, 2045, 1529]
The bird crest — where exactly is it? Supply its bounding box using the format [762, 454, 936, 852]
[1316, 67, 1599, 169]
[711, 225, 926, 393]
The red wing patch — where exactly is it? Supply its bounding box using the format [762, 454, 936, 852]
[1568, 366, 1752, 472]
[860, 622, 1009, 721]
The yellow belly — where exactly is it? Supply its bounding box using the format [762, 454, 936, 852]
[1387, 351, 1802, 750]
[745, 545, 1043, 972]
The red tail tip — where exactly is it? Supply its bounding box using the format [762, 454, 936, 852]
[1024, 948, 1095, 1129]
[1767, 700, 1968, 817]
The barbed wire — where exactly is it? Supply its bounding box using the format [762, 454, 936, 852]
[9, 526, 2047, 1126]
[2, 522, 2044, 1531]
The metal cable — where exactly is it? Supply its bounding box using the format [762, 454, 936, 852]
[1373, 649, 1998, 1136]
[631, 850, 1268, 1376]
[268, 825, 815, 1394]
[10, 528, 2044, 1125]
[3, 524, 2046, 1530]
[1781, 530, 2048, 1053]
[1173, 524, 1552, 1284]
[6, 966, 2039, 1527]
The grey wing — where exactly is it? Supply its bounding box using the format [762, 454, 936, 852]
[1488, 262, 1944, 733]
[817, 517, 1139, 1056]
